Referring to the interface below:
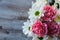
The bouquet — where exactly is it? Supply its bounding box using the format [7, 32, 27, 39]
[22, 0, 60, 40]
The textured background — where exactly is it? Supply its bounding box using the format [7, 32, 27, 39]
[0, 0, 35, 40]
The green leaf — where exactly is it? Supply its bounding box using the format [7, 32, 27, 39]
[38, 37, 43, 40]
[55, 15, 60, 22]
[35, 11, 40, 16]
[46, 0, 48, 1]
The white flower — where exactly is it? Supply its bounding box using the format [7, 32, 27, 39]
[32, 36, 39, 40]
[22, 20, 33, 37]
[43, 36, 48, 40]
[55, 0, 60, 4]
[28, 0, 47, 23]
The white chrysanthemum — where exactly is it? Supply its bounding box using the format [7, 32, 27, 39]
[22, 20, 33, 37]
[32, 36, 39, 40]
[28, 0, 47, 23]
[55, 0, 60, 4]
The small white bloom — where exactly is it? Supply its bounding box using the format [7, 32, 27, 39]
[43, 36, 48, 40]
[28, 0, 47, 23]
[32, 36, 39, 40]
[55, 0, 60, 4]
[22, 20, 33, 37]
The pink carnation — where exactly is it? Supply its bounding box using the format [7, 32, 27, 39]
[47, 21, 59, 36]
[32, 20, 47, 37]
[43, 5, 57, 19]
[41, 16, 52, 22]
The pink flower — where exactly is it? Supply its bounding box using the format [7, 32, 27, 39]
[47, 21, 59, 36]
[41, 16, 52, 22]
[32, 20, 47, 37]
[43, 5, 57, 19]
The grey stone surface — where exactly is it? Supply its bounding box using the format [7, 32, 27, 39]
[0, 0, 34, 40]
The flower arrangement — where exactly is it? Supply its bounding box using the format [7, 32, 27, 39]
[22, 0, 60, 40]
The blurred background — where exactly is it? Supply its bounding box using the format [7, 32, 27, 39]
[0, 0, 35, 40]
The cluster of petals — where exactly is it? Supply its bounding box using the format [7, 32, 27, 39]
[32, 20, 47, 37]
[32, 5, 59, 37]
[43, 5, 57, 21]
[47, 21, 59, 36]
